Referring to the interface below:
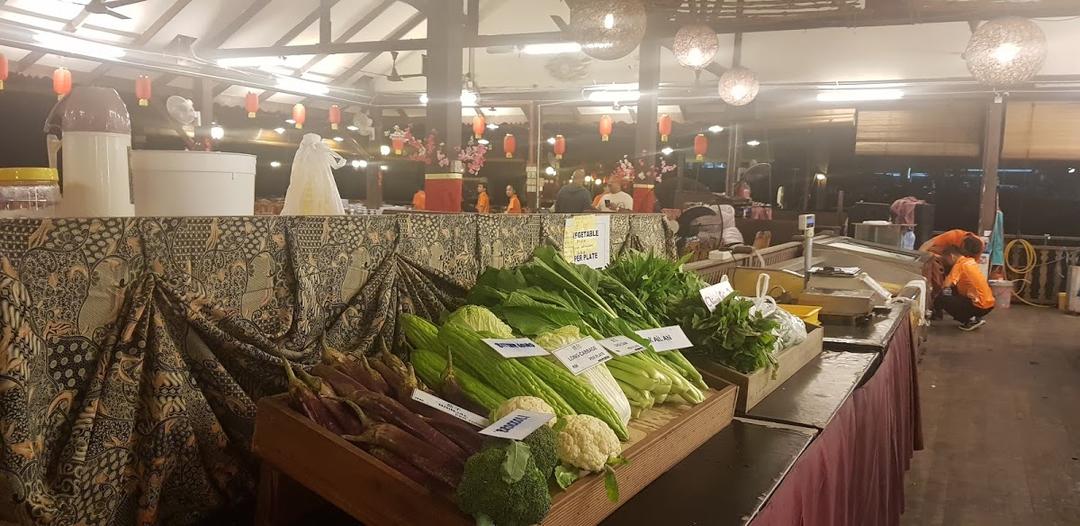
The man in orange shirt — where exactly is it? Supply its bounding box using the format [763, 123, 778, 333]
[934, 247, 995, 331]
[921, 229, 984, 310]
[412, 189, 426, 210]
[505, 185, 522, 214]
[475, 183, 490, 214]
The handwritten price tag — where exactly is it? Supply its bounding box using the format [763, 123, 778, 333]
[479, 410, 555, 441]
[552, 338, 612, 375]
[411, 390, 490, 428]
[598, 335, 646, 356]
[635, 326, 693, 352]
[482, 338, 550, 358]
[700, 281, 735, 312]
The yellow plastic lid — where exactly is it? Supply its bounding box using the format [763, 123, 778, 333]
[0, 168, 59, 183]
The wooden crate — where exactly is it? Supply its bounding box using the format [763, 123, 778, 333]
[694, 325, 824, 413]
[253, 383, 738, 526]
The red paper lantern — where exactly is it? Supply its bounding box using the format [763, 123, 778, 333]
[472, 114, 486, 139]
[694, 133, 708, 161]
[292, 103, 306, 129]
[658, 114, 673, 143]
[599, 115, 613, 142]
[391, 136, 405, 155]
[503, 133, 516, 159]
[553, 134, 566, 160]
[52, 67, 72, 100]
[245, 92, 259, 118]
[134, 75, 151, 107]
[0, 53, 8, 91]
[329, 104, 342, 130]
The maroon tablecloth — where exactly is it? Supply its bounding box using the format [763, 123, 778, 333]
[752, 318, 923, 526]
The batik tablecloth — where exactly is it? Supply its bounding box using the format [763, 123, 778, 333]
[0, 214, 672, 526]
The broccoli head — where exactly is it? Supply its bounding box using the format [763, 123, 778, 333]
[522, 425, 558, 479]
[456, 445, 552, 526]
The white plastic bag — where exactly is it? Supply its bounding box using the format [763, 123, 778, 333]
[282, 133, 347, 215]
[751, 273, 807, 353]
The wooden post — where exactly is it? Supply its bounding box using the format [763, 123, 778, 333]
[424, 0, 465, 211]
[635, 25, 660, 158]
[978, 95, 1006, 236]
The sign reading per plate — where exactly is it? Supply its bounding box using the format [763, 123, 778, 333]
[410, 390, 490, 428]
[635, 326, 693, 352]
[482, 338, 549, 358]
[562, 214, 611, 269]
[479, 410, 555, 441]
[552, 338, 612, 375]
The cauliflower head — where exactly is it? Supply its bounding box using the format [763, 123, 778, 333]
[493, 396, 557, 426]
[555, 414, 622, 472]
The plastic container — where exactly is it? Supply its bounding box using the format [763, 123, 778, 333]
[0, 168, 61, 217]
[989, 279, 1013, 309]
[130, 150, 256, 216]
[779, 304, 822, 326]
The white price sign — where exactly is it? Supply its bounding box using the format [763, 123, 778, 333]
[598, 335, 646, 356]
[552, 338, 612, 375]
[410, 390, 490, 428]
[699, 280, 735, 313]
[479, 410, 555, 441]
[482, 338, 550, 358]
[635, 326, 693, 352]
[562, 214, 611, 269]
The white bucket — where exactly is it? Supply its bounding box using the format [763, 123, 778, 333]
[989, 279, 1014, 309]
[130, 150, 256, 216]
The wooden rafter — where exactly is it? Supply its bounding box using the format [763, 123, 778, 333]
[154, 0, 272, 90]
[86, 0, 194, 84]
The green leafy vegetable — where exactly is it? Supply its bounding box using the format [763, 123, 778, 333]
[447, 305, 514, 338]
[674, 294, 780, 374]
[554, 465, 580, 490]
[502, 441, 533, 484]
[603, 465, 620, 503]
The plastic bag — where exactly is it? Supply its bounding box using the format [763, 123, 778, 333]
[750, 273, 807, 352]
[282, 133, 347, 215]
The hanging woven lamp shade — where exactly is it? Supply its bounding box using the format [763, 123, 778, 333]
[673, 24, 719, 70]
[963, 17, 1047, 87]
[568, 0, 647, 61]
[718, 67, 760, 106]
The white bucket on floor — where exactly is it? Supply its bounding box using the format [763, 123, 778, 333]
[131, 150, 256, 216]
[989, 279, 1014, 309]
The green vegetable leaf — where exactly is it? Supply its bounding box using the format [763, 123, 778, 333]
[474, 513, 495, 526]
[554, 464, 580, 490]
[501, 441, 533, 484]
[552, 417, 568, 433]
[606, 455, 629, 468]
[603, 465, 620, 503]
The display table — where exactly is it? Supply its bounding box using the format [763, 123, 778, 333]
[606, 310, 922, 526]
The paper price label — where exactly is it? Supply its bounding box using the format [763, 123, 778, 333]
[482, 338, 550, 358]
[598, 335, 646, 356]
[411, 390, 490, 428]
[562, 214, 611, 269]
[552, 338, 612, 375]
[700, 281, 735, 312]
[479, 410, 555, 441]
[635, 326, 693, 352]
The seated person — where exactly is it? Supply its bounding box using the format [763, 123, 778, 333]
[597, 179, 633, 212]
[934, 246, 995, 331]
[920, 229, 984, 312]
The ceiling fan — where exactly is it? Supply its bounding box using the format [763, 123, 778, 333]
[69, 0, 148, 20]
[383, 51, 425, 82]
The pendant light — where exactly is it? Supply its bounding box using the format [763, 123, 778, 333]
[245, 92, 259, 118]
[52, 67, 72, 100]
[963, 17, 1047, 86]
[0, 53, 9, 91]
[658, 114, 673, 143]
[673, 24, 719, 70]
[599, 115, 614, 142]
[503, 133, 516, 159]
[292, 103, 306, 129]
[135, 75, 151, 107]
[693, 133, 708, 161]
[717, 67, 759, 106]
[554, 134, 566, 160]
[568, 0, 647, 61]
[472, 114, 486, 139]
[329, 105, 342, 130]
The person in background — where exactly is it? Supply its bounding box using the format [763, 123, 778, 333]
[506, 185, 522, 214]
[412, 189, 426, 211]
[475, 183, 490, 214]
[554, 169, 594, 213]
[920, 229, 985, 315]
[597, 178, 633, 212]
[935, 246, 995, 331]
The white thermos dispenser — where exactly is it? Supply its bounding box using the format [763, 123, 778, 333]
[45, 86, 134, 217]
